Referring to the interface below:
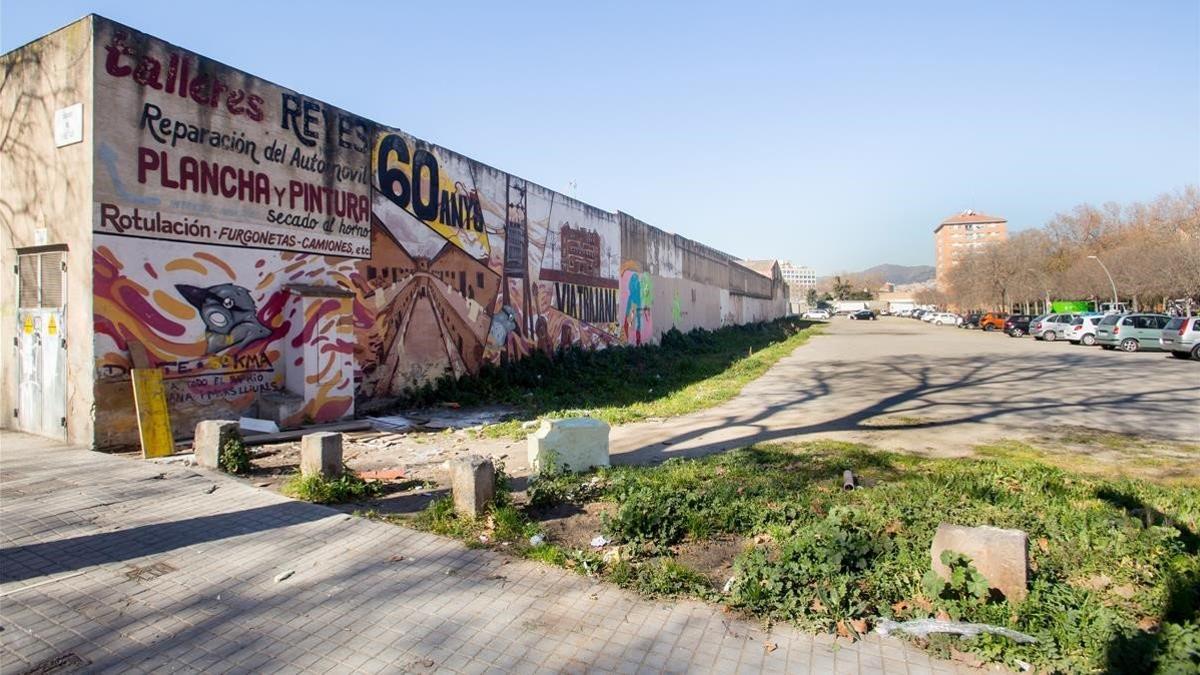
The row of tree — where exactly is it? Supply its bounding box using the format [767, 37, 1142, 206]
[918, 187, 1200, 313]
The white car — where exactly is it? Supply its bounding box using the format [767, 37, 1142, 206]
[1066, 315, 1103, 346]
[931, 312, 960, 326]
[801, 309, 831, 320]
[921, 312, 938, 322]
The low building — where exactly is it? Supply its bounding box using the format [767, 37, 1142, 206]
[1, 16, 788, 449]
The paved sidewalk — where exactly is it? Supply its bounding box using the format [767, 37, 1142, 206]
[1, 431, 972, 674]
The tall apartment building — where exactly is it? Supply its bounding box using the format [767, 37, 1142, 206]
[779, 261, 817, 293]
[934, 210, 1008, 289]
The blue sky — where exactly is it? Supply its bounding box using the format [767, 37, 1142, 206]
[4, 1, 1197, 274]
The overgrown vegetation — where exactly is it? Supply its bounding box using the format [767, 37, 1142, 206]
[385, 318, 819, 437]
[400, 440, 1200, 672]
[282, 470, 384, 504]
[219, 436, 251, 474]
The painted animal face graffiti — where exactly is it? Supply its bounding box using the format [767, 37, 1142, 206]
[175, 283, 273, 354]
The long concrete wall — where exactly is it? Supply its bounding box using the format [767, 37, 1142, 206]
[617, 212, 786, 344]
[3, 16, 788, 449]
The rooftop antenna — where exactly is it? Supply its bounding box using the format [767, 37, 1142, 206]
[568, 180, 577, 199]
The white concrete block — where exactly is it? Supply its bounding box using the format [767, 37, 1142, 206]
[527, 417, 610, 474]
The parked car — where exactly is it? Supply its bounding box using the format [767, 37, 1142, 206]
[1032, 313, 1081, 342]
[802, 309, 831, 320]
[978, 312, 1008, 332]
[849, 309, 877, 321]
[911, 309, 928, 320]
[921, 311, 938, 322]
[1161, 316, 1200, 360]
[1066, 315, 1103, 346]
[1096, 313, 1171, 352]
[1004, 314, 1035, 337]
[959, 312, 982, 329]
[931, 312, 959, 326]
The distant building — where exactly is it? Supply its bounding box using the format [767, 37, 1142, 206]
[934, 210, 1008, 290]
[778, 261, 817, 293]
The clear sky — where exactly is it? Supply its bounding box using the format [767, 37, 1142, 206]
[3, 1, 1198, 274]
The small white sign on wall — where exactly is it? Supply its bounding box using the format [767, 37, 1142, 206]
[53, 103, 83, 147]
[34, 228, 49, 246]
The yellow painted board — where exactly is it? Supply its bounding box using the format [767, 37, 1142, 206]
[131, 368, 174, 458]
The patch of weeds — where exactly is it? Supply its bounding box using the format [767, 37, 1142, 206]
[527, 465, 608, 509]
[408, 461, 539, 545]
[219, 435, 251, 474]
[921, 551, 992, 618]
[731, 506, 890, 630]
[524, 542, 568, 566]
[412, 497, 482, 540]
[384, 318, 820, 438]
[374, 438, 1200, 671]
[594, 441, 1197, 671]
[492, 504, 539, 542]
[282, 471, 383, 504]
[492, 460, 513, 508]
[609, 558, 712, 599]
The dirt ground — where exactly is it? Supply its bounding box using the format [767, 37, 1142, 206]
[531, 502, 614, 549]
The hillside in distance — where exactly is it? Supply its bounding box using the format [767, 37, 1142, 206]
[819, 264, 935, 285]
[861, 264, 935, 284]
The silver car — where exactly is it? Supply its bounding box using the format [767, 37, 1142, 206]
[1161, 316, 1200, 360]
[1032, 313, 1079, 342]
[1097, 313, 1172, 352]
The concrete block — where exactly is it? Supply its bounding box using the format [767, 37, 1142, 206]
[931, 523, 1028, 602]
[527, 417, 610, 474]
[450, 455, 495, 517]
[257, 389, 305, 428]
[193, 421, 241, 469]
[300, 432, 343, 478]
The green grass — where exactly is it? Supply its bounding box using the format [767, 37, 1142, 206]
[383, 318, 820, 438]
[401, 440, 1200, 672]
[281, 471, 384, 504]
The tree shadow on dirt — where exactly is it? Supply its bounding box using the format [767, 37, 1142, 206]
[613, 349, 1198, 466]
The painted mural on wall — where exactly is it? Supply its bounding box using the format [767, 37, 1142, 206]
[619, 262, 655, 345]
[91, 18, 369, 431]
[85, 18, 784, 445]
[92, 240, 358, 426]
[362, 128, 621, 397]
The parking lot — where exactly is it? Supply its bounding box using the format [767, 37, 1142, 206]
[609, 314, 1198, 465]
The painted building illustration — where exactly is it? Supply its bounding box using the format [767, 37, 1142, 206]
[1, 16, 789, 450]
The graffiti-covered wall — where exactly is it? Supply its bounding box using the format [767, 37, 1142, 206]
[618, 213, 788, 344]
[90, 19, 370, 446]
[73, 17, 786, 448]
[362, 128, 622, 399]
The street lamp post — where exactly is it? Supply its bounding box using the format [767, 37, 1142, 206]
[1087, 255, 1118, 309]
